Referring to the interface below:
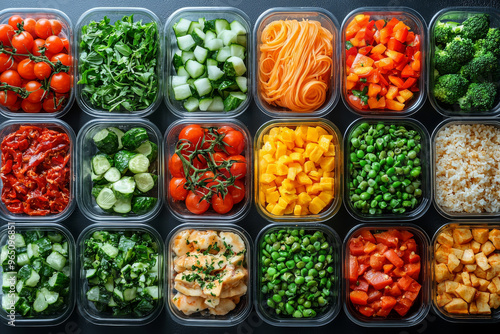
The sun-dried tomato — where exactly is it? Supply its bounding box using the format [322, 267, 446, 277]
[1, 126, 70, 216]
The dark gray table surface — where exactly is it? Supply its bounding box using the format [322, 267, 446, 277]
[2, 0, 500, 332]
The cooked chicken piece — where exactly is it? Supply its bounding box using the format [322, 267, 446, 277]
[172, 293, 207, 315]
[188, 230, 220, 251]
[220, 281, 247, 298]
[172, 229, 194, 256]
[207, 297, 238, 315]
[220, 232, 246, 254]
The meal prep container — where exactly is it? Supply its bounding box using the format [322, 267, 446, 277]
[0, 223, 76, 326]
[75, 7, 163, 117]
[76, 118, 163, 223]
[0, 119, 76, 223]
[340, 7, 427, 117]
[344, 118, 431, 222]
[254, 118, 343, 223]
[431, 118, 500, 220]
[164, 7, 252, 118]
[76, 223, 164, 326]
[254, 223, 341, 327]
[0, 8, 75, 119]
[164, 118, 252, 223]
[431, 222, 500, 322]
[428, 7, 500, 117]
[343, 224, 431, 327]
[165, 223, 252, 326]
[253, 7, 340, 118]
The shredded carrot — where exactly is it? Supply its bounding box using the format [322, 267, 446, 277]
[258, 19, 334, 112]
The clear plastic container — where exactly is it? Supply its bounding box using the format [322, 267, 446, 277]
[76, 223, 164, 326]
[340, 7, 427, 117]
[164, 7, 251, 118]
[253, 7, 340, 118]
[0, 8, 75, 118]
[165, 223, 252, 326]
[0, 119, 76, 223]
[0, 223, 76, 327]
[164, 118, 252, 222]
[431, 222, 500, 323]
[254, 223, 342, 327]
[428, 7, 500, 117]
[76, 118, 163, 223]
[75, 7, 163, 117]
[344, 118, 431, 222]
[343, 224, 430, 327]
[254, 118, 343, 223]
[431, 118, 500, 219]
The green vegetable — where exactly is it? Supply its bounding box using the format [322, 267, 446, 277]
[458, 82, 497, 111]
[434, 48, 461, 75]
[460, 51, 498, 82]
[352, 86, 369, 104]
[346, 40, 354, 49]
[134, 141, 158, 162]
[434, 21, 461, 45]
[78, 15, 159, 112]
[434, 74, 469, 104]
[92, 154, 114, 175]
[445, 36, 475, 65]
[113, 150, 136, 174]
[483, 28, 500, 57]
[122, 128, 149, 151]
[461, 14, 490, 41]
[132, 197, 157, 215]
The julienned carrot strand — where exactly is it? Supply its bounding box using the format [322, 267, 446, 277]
[258, 19, 333, 112]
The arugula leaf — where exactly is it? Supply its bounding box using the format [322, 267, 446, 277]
[352, 86, 369, 104]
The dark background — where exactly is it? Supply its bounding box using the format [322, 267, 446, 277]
[1, 0, 500, 333]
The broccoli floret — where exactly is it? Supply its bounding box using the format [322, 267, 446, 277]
[460, 52, 498, 82]
[435, 48, 461, 75]
[483, 28, 500, 57]
[435, 21, 457, 45]
[458, 82, 497, 111]
[461, 14, 490, 41]
[474, 39, 487, 57]
[434, 74, 469, 105]
[445, 36, 475, 65]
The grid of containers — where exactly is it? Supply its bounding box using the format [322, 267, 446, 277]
[0, 3, 497, 329]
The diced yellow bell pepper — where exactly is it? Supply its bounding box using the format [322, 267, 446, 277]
[309, 196, 327, 214]
[266, 163, 278, 175]
[284, 203, 295, 215]
[293, 147, 305, 154]
[259, 190, 266, 206]
[320, 177, 335, 191]
[275, 141, 287, 159]
[262, 141, 276, 156]
[260, 158, 269, 171]
[297, 172, 313, 185]
[318, 135, 333, 152]
[296, 185, 306, 194]
[278, 155, 293, 165]
[294, 205, 302, 216]
[304, 161, 316, 174]
[318, 191, 333, 206]
[297, 192, 312, 206]
[320, 157, 335, 172]
[287, 167, 297, 181]
[280, 128, 295, 142]
[269, 127, 280, 138]
[266, 203, 275, 213]
[265, 186, 277, 194]
[276, 162, 289, 176]
[323, 172, 334, 178]
[309, 146, 324, 163]
[316, 126, 329, 137]
[307, 183, 323, 195]
[289, 162, 303, 174]
[306, 126, 319, 142]
[263, 153, 275, 163]
[261, 173, 276, 184]
[308, 170, 321, 182]
[271, 203, 285, 216]
[266, 191, 280, 204]
[281, 179, 296, 192]
[289, 152, 305, 165]
[324, 143, 336, 157]
[295, 126, 308, 139]
[275, 176, 285, 186]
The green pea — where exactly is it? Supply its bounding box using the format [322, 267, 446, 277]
[267, 267, 277, 276]
[267, 299, 275, 308]
[293, 310, 303, 318]
[273, 294, 282, 303]
[286, 260, 295, 269]
[295, 276, 305, 285]
[356, 150, 365, 159]
[296, 261, 305, 269]
[285, 303, 294, 314]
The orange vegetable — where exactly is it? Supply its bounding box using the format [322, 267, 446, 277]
[367, 83, 381, 97]
[386, 85, 399, 100]
[375, 19, 385, 30]
[399, 89, 413, 101]
[386, 98, 405, 111]
[371, 43, 386, 54]
[388, 75, 405, 88]
[347, 73, 359, 82]
[367, 96, 386, 109]
[351, 53, 374, 68]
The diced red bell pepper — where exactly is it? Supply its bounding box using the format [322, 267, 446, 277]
[367, 83, 382, 97]
[358, 46, 373, 55]
[385, 18, 400, 31]
[364, 241, 377, 254]
[406, 31, 415, 44]
[351, 53, 375, 68]
[387, 38, 406, 53]
[364, 269, 393, 290]
[375, 58, 394, 70]
[411, 59, 421, 72]
[349, 254, 359, 283]
[395, 57, 409, 71]
[350, 290, 368, 305]
[346, 46, 358, 58]
[400, 230, 414, 242]
[350, 237, 365, 256]
[394, 296, 413, 316]
[371, 43, 386, 54]
[367, 288, 383, 303]
[346, 54, 356, 68]
[405, 46, 415, 57]
[388, 75, 405, 89]
[352, 66, 374, 77]
[358, 306, 375, 317]
[367, 96, 386, 109]
[385, 49, 405, 63]
[379, 27, 392, 44]
[394, 27, 408, 43]
[386, 99, 405, 111]
[353, 277, 370, 292]
[369, 53, 386, 61]
[383, 264, 394, 274]
[369, 253, 386, 271]
[402, 77, 417, 89]
[410, 34, 421, 49]
[384, 249, 405, 268]
[375, 19, 385, 30]
[374, 231, 399, 248]
[380, 86, 388, 96]
[373, 30, 381, 44]
[380, 296, 397, 310]
[346, 21, 362, 40]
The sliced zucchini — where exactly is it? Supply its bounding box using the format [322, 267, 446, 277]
[104, 167, 121, 183]
[96, 187, 117, 210]
[112, 177, 136, 200]
[128, 154, 150, 174]
[183, 97, 199, 112]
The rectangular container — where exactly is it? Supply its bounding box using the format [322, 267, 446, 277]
[0, 119, 76, 223]
[164, 7, 252, 118]
[76, 223, 164, 326]
[340, 7, 427, 117]
[76, 118, 163, 223]
[0, 8, 75, 118]
[428, 7, 500, 117]
[344, 118, 431, 222]
[431, 118, 500, 220]
[431, 222, 500, 323]
[343, 224, 431, 327]
[75, 7, 163, 117]
[254, 223, 341, 327]
[164, 118, 252, 222]
[254, 118, 343, 223]
[253, 7, 340, 118]
[165, 223, 252, 326]
[0, 223, 76, 327]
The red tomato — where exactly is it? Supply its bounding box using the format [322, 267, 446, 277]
[179, 124, 204, 151]
[0, 53, 14, 72]
[228, 179, 245, 204]
[0, 91, 17, 107]
[363, 269, 393, 290]
[0, 24, 14, 46]
[45, 35, 63, 54]
[34, 62, 52, 80]
[169, 177, 188, 201]
[8, 15, 23, 30]
[60, 37, 69, 52]
[32, 38, 46, 56]
[168, 153, 184, 178]
[348, 94, 366, 109]
[211, 193, 234, 214]
[35, 19, 52, 39]
[213, 151, 228, 167]
[217, 125, 234, 135]
[0, 70, 22, 87]
[200, 171, 218, 188]
[8, 98, 21, 111]
[23, 18, 38, 38]
[227, 155, 247, 179]
[17, 59, 36, 80]
[50, 20, 62, 36]
[185, 190, 210, 214]
[42, 93, 63, 113]
[49, 72, 70, 93]
[51, 53, 71, 66]
[21, 99, 42, 113]
[11, 31, 34, 54]
[191, 153, 207, 170]
[222, 130, 245, 155]
[25, 81, 46, 103]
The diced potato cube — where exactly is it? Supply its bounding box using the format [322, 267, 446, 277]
[481, 241, 496, 256]
[475, 267, 488, 279]
[445, 281, 460, 296]
[437, 293, 453, 307]
[447, 253, 461, 273]
[461, 249, 475, 265]
[435, 245, 451, 264]
[476, 292, 491, 314]
[454, 273, 464, 283]
[453, 242, 471, 251]
[453, 228, 473, 245]
[437, 232, 454, 247]
[456, 284, 476, 303]
[488, 229, 500, 249]
[471, 241, 482, 254]
[451, 248, 464, 260]
[489, 293, 500, 309]
[472, 228, 490, 244]
[464, 264, 477, 272]
[486, 267, 498, 281]
[444, 298, 469, 314]
[462, 272, 472, 286]
[478, 278, 490, 292]
[437, 282, 447, 294]
[488, 282, 498, 294]
[470, 301, 478, 314]
[470, 274, 480, 287]
[493, 277, 500, 291]
[475, 252, 492, 271]
[488, 254, 500, 266]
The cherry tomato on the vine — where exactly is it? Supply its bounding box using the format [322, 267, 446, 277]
[45, 35, 63, 54]
[0, 70, 22, 87]
[168, 153, 184, 178]
[11, 31, 34, 54]
[35, 19, 52, 39]
[8, 15, 23, 30]
[228, 179, 245, 204]
[34, 62, 52, 80]
[0, 24, 14, 46]
[32, 38, 46, 56]
[169, 177, 188, 201]
[0, 91, 17, 107]
[179, 124, 204, 152]
[42, 93, 63, 113]
[185, 189, 210, 214]
[211, 193, 234, 214]
[23, 18, 38, 38]
[17, 59, 36, 80]
[49, 72, 70, 93]
[227, 155, 247, 179]
[21, 99, 42, 113]
[25, 81, 46, 103]
[222, 130, 245, 155]
[51, 53, 71, 66]
[50, 20, 62, 36]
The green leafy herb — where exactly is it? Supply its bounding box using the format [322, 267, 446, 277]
[346, 40, 354, 50]
[352, 86, 369, 104]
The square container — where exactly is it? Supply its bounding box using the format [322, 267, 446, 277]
[75, 7, 163, 117]
[253, 8, 340, 118]
[164, 118, 252, 223]
[165, 223, 252, 326]
[343, 224, 431, 327]
[254, 223, 342, 327]
[431, 118, 500, 219]
[164, 7, 252, 118]
[428, 7, 500, 117]
[431, 222, 500, 323]
[344, 118, 431, 222]
[0, 223, 76, 327]
[76, 223, 164, 326]
[0, 119, 76, 223]
[76, 118, 163, 223]
[254, 119, 343, 223]
[0, 8, 75, 118]
[340, 7, 427, 117]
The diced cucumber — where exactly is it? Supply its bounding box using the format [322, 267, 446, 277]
[2, 272, 16, 290]
[132, 197, 157, 215]
[230, 44, 246, 59]
[177, 66, 189, 77]
[107, 127, 124, 150]
[47, 232, 63, 243]
[205, 38, 223, 51]
[171, 75, 188, 87]
[224, 56, 247, 76]
[104, 167, 121, 183]
[96, 187, 117, 210]
[86, 268, 97, 278]
[129, 154, 150, 174]
[193, 46, 208, 63]
[185, 60, 205, 79]
[93, 129, 119, 155]
[33, 292, 48, 312]
[183, 97, 199, 112]
[15, 233, 26, 248]
[224, 92, 247, 111]
[92, 184, 106, 199]
[230, 20, 247, 35]
[173, 50, 183, 69]
[199, 98, 213, 111]
[41, 288, 58, 304]
[113, 150, 135, 174]
[104, 277, 114, 292]
[177, 35, 196, 51]
[235, 76, 248, 93]
[206, 58, 218, 67]
[208, 66, 224, 81]
[134, 173, 155, 193]
[216, 46, 231, 62]
[86, 286, 100, 302]
[112, 176, 136, 200]
[215, 19, 230, 35]
[49, 272, 69, 290]
[17, 253, 29, 266]
[236, 35, 247, 46]
[198, 18, 206, 30]
[113, 288, 124, 302]
[205, 30, 216, 42]
[1, 245, 8, 265]
[219, 30, 237, 46]
[108, 297, 117, 307]
[123, 287, 137, 301]
[173, 84, 192, 100]
[191, 28, 206, 46]
[181, 51, 195, 64]
[194, 78, 213, 97]
[113, 197, 132, 214]
[92, 154, 112, 175]
[101, 243, 119, 259]
[134, 141, 158, 162]
[91, 172, 106, 185]
[15, 279, 23, 293]
[46, 251, 66, 271]
[24, 269, 40, 287]
[122, 128, 149, 151]
[187, 21, 202, 34]
[52, 243, 67, 257]
[173, 18, 192, 37]
[208, 96, 224, 111]
[144, 286, 159, 300]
